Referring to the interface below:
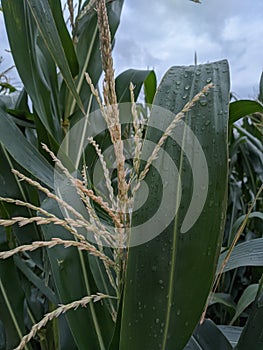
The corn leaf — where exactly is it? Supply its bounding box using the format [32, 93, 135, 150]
[120, 60, 230, 350]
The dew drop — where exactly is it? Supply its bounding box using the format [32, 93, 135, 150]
[176, 309, 181, 316]
[199, 98, 208, 106]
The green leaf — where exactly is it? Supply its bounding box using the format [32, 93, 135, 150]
[234, 124, 263, 151]
[0, 251, 28, 350]
[88, 253, 117, 318]
[65, 0, 124, 168]
[144, 70, 157, 104]
[25, 0, 84, 113]
[14, 256, 57, 305]
[230, 284, 259, 325]
[228, 212, 263, 246]
[66, 0, 124, 122]
[0, 108, 54, 189]
[120, 60, 230, 350]
[218, 238, 263, 274]
[184, 319, 232, 350]
[0, 321, 5, 350]
[115, 69, 156, 103]
[209, 293, 236, 311]
[218, 326, 242, 347]
[229, 100, 263, 125]
[2, 0, 63, 142]
[0, 143, 44, 262]
[0, 82, 16, 93]
[49, 0, 79, 77]
[41, 198, 114, 350]
[236, 277, 263, 350]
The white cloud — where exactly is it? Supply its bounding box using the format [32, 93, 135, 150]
[220, 16, 263, 97]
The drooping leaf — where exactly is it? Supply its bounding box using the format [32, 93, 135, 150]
[229, 100, 263, 125]
[0, 108, 54, 189]
[115, 69, 156, 103]
[217, 238, 263, 274]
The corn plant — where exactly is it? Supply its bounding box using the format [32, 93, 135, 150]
[1, 1, 261, 350]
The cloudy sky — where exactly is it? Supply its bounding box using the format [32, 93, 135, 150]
[113, 0, 263, 98]
[0, 0, 262, 98]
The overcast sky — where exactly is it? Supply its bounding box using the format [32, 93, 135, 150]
[113, 0, 263, 99]
[0, 0, 262, 99]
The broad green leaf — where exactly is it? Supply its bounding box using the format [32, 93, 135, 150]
[184, 319, 232, 350]
[230, 284, 259, 325]
[0, 108, 54, 189]
[115, 69, 156, 103]
[229, 100, 263, 125]
[218, 238, 263, 274]
[120, 60, 230, 350]
[236, 277, 263, 350]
